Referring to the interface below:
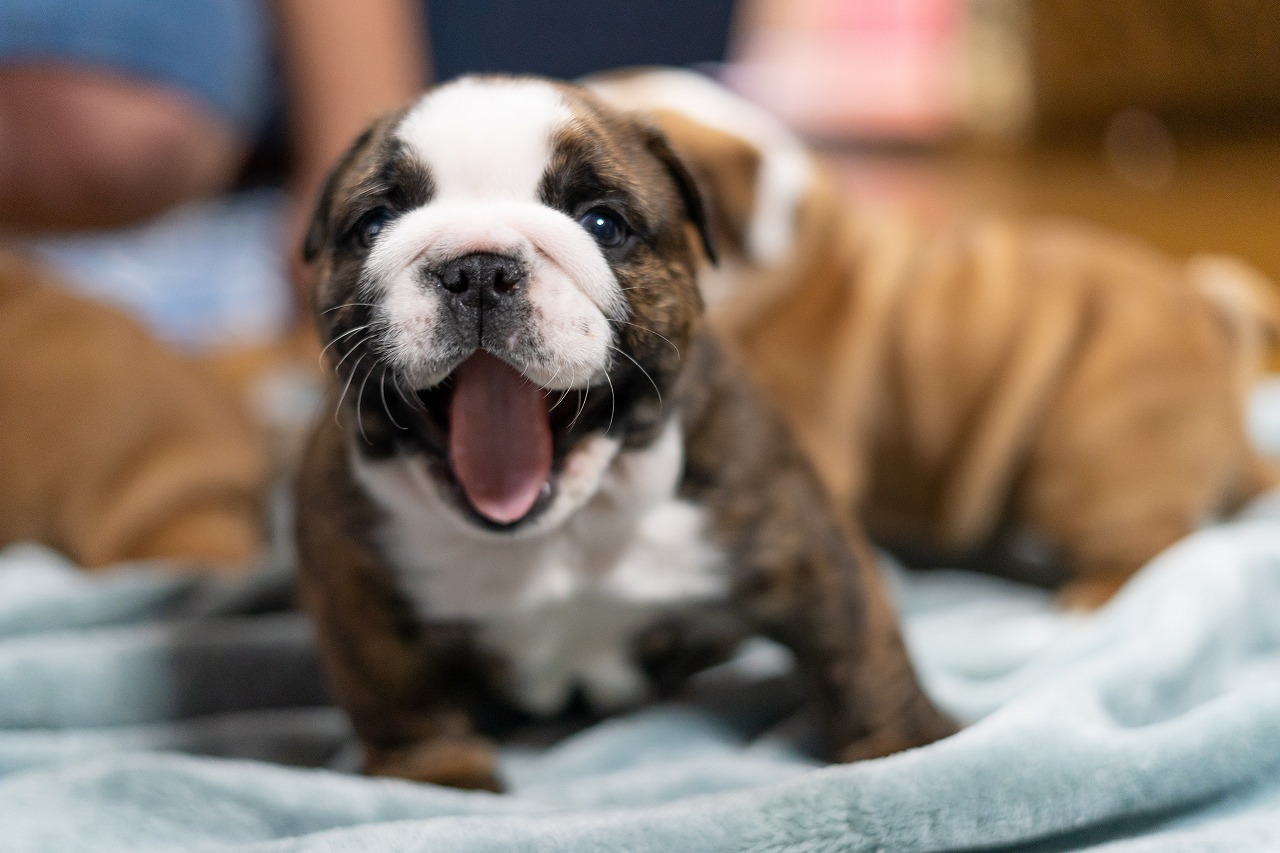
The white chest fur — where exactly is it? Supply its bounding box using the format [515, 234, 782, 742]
[350, 422, 728, 716]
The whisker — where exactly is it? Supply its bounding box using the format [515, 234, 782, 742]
[543, 362, 562, 393]
[548, 388, 572, 414]
[355, 360, 376, 444]
[393, 370, 426, 412]
[319, 324, 371, 364]
[334, 353, 368, 428]
[566, 365, 590, 433]
[332, 335, 370, 372]
[543, 364, 573, 414]
[556, 363, 581, 416]
[380, 366, 405, 430]
[602, 368, 616, 434]
[610, 319, 681, 357]
[322, 302, 381, 315]
[609, 344, 663, 411]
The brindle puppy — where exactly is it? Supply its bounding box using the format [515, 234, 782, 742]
[295, 76, 954, 791]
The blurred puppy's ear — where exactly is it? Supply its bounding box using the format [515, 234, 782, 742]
[302, 126, 377, 263]
[643, 126, 718, 266]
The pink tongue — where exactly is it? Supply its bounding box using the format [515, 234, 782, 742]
[449, 351, 552, 524]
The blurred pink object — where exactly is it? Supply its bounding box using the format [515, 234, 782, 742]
[728, 0, 965, 142]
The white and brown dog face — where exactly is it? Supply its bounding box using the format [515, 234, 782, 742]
[304, 76, 714, 534]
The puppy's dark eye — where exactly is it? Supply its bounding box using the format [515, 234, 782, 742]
[578, 207, 629, 248]
[355, 208, 395, 249]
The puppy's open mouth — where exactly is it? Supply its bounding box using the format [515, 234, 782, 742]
[410, 351, 614, 530]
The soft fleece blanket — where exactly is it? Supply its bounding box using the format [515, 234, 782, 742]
[12, 199, 1280, 850]
[2, 489, 1280, 852]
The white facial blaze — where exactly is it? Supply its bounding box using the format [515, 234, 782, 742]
[363, 78, 625, 390]
[399, 78, 570, 201]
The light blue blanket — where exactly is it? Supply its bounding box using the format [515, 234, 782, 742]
[3, 491, 1280, 851]
[14, 196, 1280, 850]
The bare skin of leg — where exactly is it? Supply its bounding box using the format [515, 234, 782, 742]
[0, 64, 244, 232]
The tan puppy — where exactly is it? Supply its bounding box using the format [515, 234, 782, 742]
[589, 69, 1280, 608]
[0, 250, 266, 569]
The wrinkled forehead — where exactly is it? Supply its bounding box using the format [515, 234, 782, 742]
[388, 77, 649, 205]
[395, 78, 570, 200]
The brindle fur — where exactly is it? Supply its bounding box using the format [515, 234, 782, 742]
[295, 78, 954, 790]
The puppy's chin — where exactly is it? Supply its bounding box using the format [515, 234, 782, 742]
[401, 348, 624, 535]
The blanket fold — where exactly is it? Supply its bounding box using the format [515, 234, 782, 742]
[3, 509, 1280, 851]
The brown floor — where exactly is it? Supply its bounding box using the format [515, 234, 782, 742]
[826, 134, 1280, 282]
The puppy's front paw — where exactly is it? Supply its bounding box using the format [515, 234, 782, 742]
[1056, 573, 1130, 611]
[834, 700, 959, 763]
[365, 737, 504, 792]
[835, 730, 930, 763]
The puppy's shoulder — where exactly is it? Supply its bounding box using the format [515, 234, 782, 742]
[295, 414, 389, 585]
[674, 330, 810, 501]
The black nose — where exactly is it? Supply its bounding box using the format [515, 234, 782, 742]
[434, 252, 524, 296]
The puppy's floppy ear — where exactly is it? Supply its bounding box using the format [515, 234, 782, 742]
[643, 126, 718, 266]
[302, 126, 377, 263]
